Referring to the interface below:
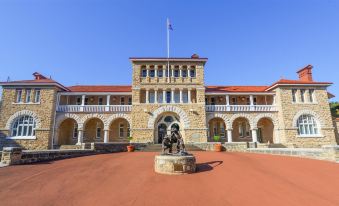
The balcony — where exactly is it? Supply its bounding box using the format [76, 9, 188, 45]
[206, 105, 278, 112]
[57, 105, 132, 113]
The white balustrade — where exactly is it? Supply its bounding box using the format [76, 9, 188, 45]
[57, 105, 132, 113]
[206, 105, 277, 112]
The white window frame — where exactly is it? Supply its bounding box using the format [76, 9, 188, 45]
[25, 89, 31, 103]
[308, 89, 315, 103]
[8, 115, 36, 140]
[297, 114, 320, 137]
[119, 123, 124, 138]
[16, 89, 22, 103]
[34, 89, 41, 103]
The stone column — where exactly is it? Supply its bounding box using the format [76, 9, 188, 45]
[154, 89, 158, 103]
[227, 129, 233, 143]
[0, 147, 22, 165]
[77, 130, 83, 145]
[80, 95, 86, 112]
[145, 89, 150, 104]
[179, 67, 182, 77]
[250, 95, 254, 111]
[104, 130, 109, 143]
[188, 68, 191, 78]
[105, 95, 111, 112]
[273, 94, 276, 105]
[179, 89, 183, 103]
[146, 67, 149, 77]
[154, 66, 158, 77]
[252, 129, 258, 143]
[171, 88, 175, 103]
[163, 90, 166, 103]
[163, 67, 166, 79]
[188, 89, 192, 103]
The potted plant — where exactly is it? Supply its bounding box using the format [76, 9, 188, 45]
[127, 136, 135, 152]
[213, 135, 222, 152]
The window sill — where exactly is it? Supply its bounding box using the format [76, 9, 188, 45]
[12, 102, 40, 105]
[296, 135, 324, 138]
[6, 136, 37, 140]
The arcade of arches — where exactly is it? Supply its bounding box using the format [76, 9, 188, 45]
[57, 117, 130, 146]
[208, 117, 275, 143]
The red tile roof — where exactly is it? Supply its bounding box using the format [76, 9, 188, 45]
[266, 79, 332, 90]
[67, 85, 132, 92]
[205, 86, 269, 93]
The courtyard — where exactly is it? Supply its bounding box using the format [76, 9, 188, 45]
[0, 152, 338, 206]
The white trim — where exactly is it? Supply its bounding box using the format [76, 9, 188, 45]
[58, 92, 132, 95]
[6, 136, 36, 140]
[0, 82, 69, 91]
[296, 135, 324, 138]
[266, 83, 331, 91]
[6, 110, 41, 129]
[205, 92, 275, 95]
[12, 102, 41, 105]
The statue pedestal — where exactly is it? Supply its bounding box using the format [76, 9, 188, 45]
[154, 154, 196, 175]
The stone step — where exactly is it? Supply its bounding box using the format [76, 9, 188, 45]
[137, 144, 204, 152]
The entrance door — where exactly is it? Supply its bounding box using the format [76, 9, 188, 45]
[257, 128, 263, 143]
[158, 124, 167, 143]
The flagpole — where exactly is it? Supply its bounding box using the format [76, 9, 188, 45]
[167, 18, 170, 83]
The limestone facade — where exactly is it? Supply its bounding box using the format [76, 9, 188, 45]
[0, 58, 337, 150]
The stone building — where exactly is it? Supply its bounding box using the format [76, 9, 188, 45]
[0, 55, 337, 150]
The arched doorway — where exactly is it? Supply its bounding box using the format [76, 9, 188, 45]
[257, 118, 274, 143]
[83, 118, 104, 143]
[232, 117, 251, 142]
[154, 113, 181, 143]
[57, 118, 78, 145]
[208, 118, 226, 142]
[109, 118, 130, 142]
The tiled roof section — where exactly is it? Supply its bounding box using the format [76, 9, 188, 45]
[266, 79, 332, 91]
[205, 86, 269, 93]
[67, 85, 132, 92]
[1, 79, 57, 84]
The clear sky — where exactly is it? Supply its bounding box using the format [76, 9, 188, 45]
[0, 0, 338, 101]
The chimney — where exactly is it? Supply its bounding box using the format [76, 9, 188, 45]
[297, 65, 313, 82]
[32, 72, 48, 80]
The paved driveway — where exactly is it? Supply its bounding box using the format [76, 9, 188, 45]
[0, 152, 338, 206]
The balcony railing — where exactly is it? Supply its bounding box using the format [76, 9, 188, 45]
[206, 105, 278, 112]
[57, 105, 132, 113]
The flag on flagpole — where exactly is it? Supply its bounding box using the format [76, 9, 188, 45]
[168, 19, 173, 31]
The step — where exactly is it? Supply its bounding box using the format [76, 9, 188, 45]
[137, 144, 204, 152]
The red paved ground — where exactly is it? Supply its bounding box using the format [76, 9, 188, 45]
[0, 152, 338, 206]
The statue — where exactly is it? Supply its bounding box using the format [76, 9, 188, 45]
[161, 134, 173, 154]
[161, 127, 188, 155]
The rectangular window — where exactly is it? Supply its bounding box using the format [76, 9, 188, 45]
[300, 89, 305, 103]
[211, 97, 215, 105]
[182, 69, 187, 77]
[73, 123, 78, 139]
[96, 122, 101, 139]
[119, 123, 124, 138]
[16, 89, 22, 103]
[76, 97, 81, 105]
[174, 70, 179, 77]
[120, 97, 125, 105]
[292, 89, 297, 103]
[183, 91, 188, 103]
[149, 70, 155, 77]
[141, 69, 147, 77]
[231, 97, 237, 105]
[253, 97, 257, 105]
[174, 91, 180, 103]
[34, 89, 41, 103]
[158, 69, 163, 77]
[309, 89, 314, 102]
[25, 89, 31, 103]
[166, 91, 171, 103]
[84, 98, 89, 105]
[98, 97, 103, 105]
[128, 97, 132, 105]
[149, 92, 155, 103]
[190, 69, 195, 77]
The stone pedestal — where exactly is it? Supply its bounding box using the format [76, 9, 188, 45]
[154, 154, 196, 175]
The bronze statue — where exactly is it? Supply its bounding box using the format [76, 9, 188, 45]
[161, 127, 187, 155]
[161, 134, 172, 154]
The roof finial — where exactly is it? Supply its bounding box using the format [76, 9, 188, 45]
[6, 76, 10, 82]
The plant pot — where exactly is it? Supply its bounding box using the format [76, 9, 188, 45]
[214, 144, 222, 152]
[127, 145, 135, 152]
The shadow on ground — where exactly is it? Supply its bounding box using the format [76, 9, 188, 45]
[196, 160, 223, 173]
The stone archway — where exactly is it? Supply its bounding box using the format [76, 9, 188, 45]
[154, 113, 182, 143]
[148, 106, 190, 129]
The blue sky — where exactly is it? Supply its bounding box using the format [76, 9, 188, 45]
[0, 0, 338, 101]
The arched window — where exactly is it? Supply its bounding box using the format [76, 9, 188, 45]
[297, 114, 319, 136]
[11, 115, 36, 137]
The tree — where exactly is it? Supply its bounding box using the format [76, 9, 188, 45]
[330, 102, 339, 118]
